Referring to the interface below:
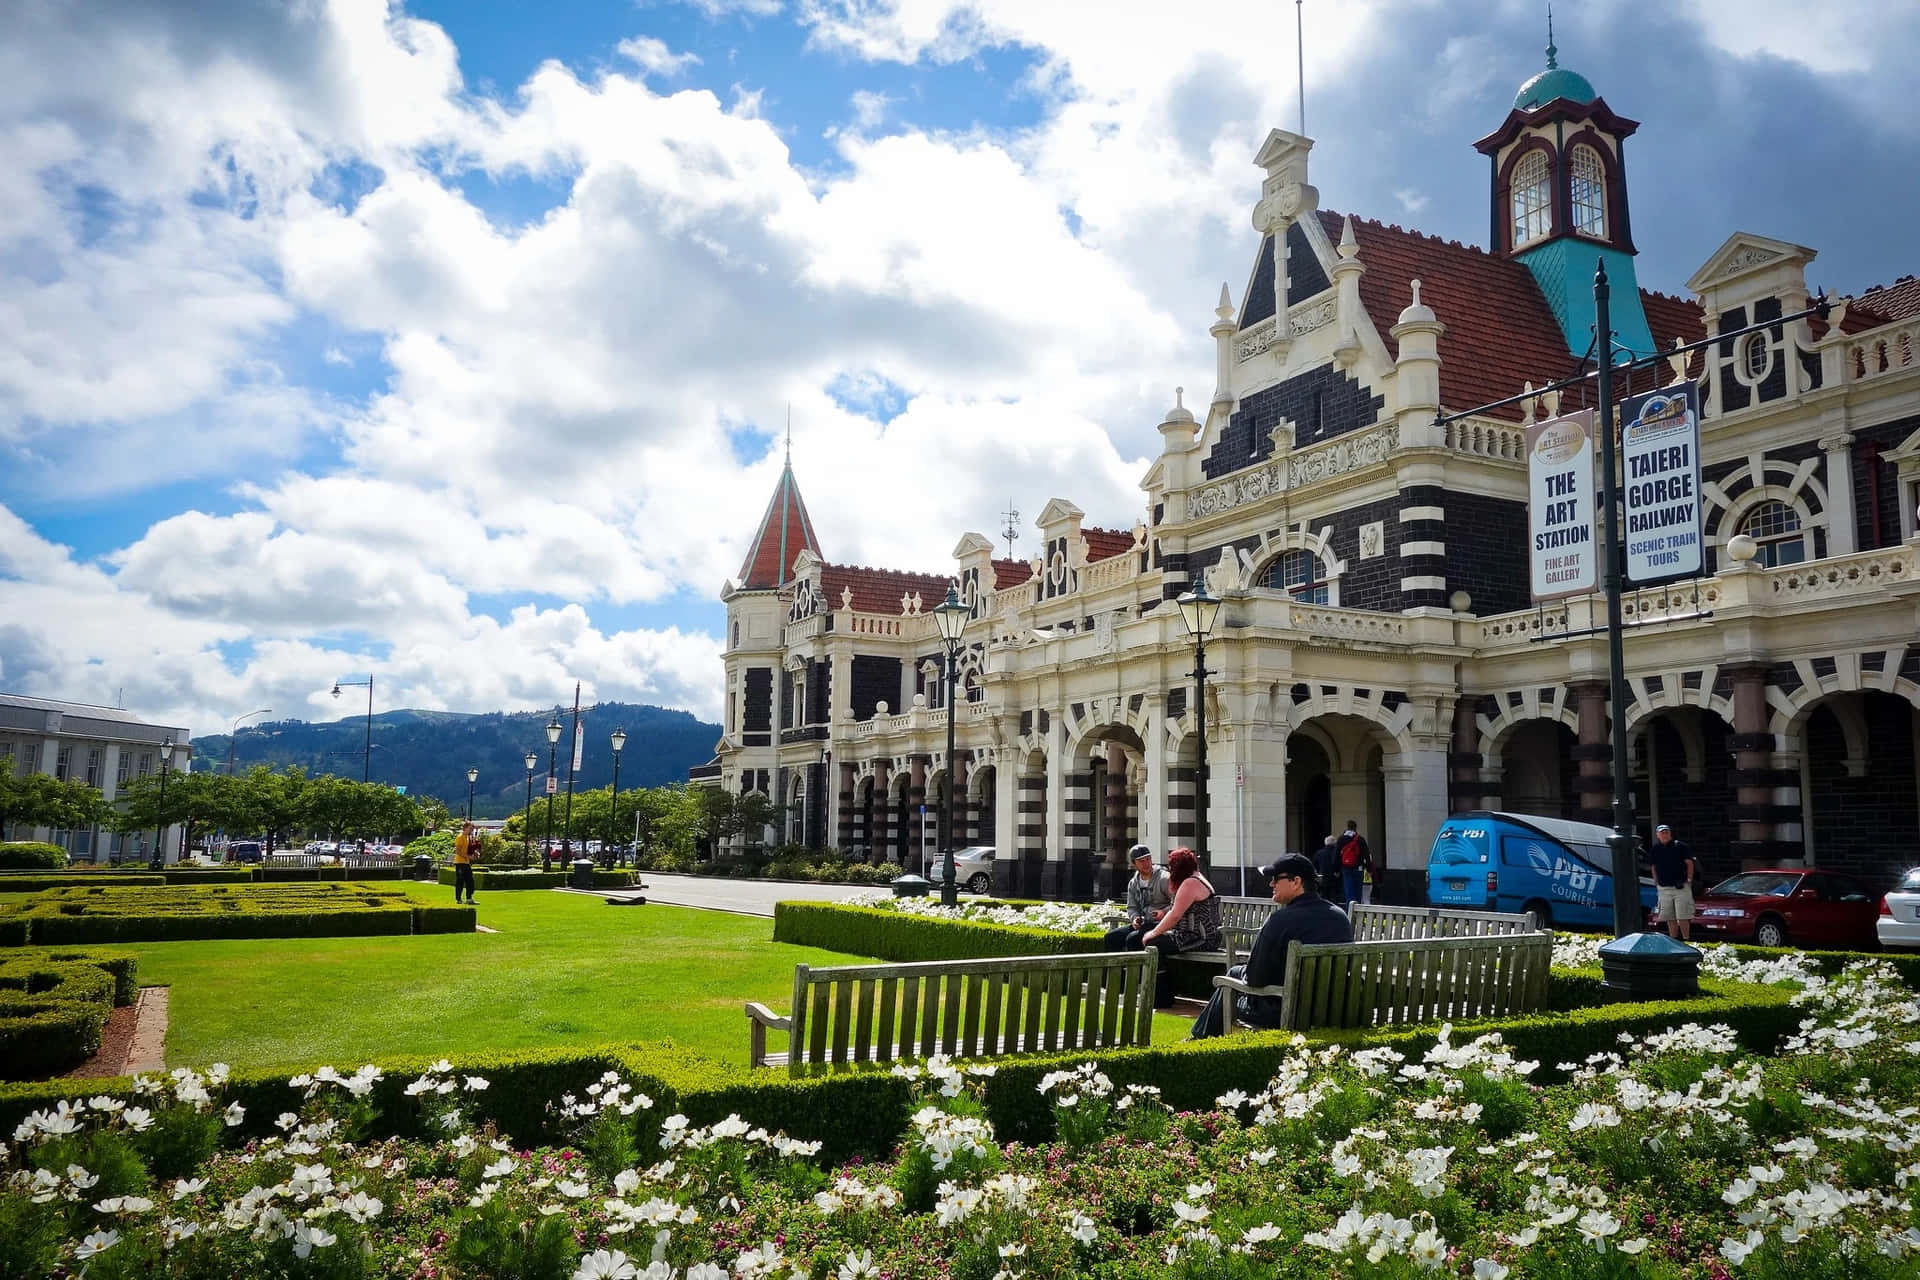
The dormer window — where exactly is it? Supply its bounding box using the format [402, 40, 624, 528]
[1570, 145, 1607, 237]
[1510, 150, 1553, 247]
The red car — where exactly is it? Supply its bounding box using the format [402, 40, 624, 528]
[1652, 868, 1880, 949]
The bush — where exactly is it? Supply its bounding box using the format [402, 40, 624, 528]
[0, 874, 167, 894]
[772, 901, 1105, 962]
[0, 842, 65, 870]
[0, 883, 434, 945]
[0, 950, 134, 1080]
[413, 904, 478, 934]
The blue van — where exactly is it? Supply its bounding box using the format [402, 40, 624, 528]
[1425, 811, 1657, 930]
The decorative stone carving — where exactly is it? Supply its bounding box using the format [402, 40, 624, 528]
[1235, 317, 1278, 363]
[1289, 296, 1337, 336]
[1716, 246, 1782, 279]
[839, 585, 853, 610]
[1234, 296, 1338, 363]
[1359, 521, 1384, 559]
[1287, 421, 1400, 489]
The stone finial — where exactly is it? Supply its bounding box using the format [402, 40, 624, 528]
[1215, 282, 1233, 320]
[1338, 214, 1359, 259]
[1666, 336, 1691, 385]
[1521, 380, 1538, 427]
[839, 585, 853, 610]
[1541, 386, 1562, 418]
[1396, 278, 1438, 328]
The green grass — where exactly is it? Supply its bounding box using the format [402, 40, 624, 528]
[121, 884, 1191, 1071]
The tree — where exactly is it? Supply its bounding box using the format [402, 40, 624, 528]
[415, 795, 453, 834]
[0, 772, 110, 831]
[232, 765, 308, 854]
[109, 770, 222, 855]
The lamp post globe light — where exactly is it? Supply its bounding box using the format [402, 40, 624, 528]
[609, 728, 627, 868]
[932, 584, 970, 907]
[1175, 581, 1222, 869]
[543, 714, 563, 869]
[329, 676, 375, 782]
[466, 766, 478, 820]
[155, 739, 175, 865]
[522, 751, 538, 869]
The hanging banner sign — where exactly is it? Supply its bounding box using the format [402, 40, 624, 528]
[1620, 381, 1703, 584]
[1527, 409, 1598, 601]
[571, 719, 586, 774]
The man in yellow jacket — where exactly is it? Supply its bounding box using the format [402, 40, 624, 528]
[452, 821, 477, 905]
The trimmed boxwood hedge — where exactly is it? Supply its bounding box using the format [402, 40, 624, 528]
[0, 841, 67, 869]
[0, 949, 139, 1080]
[772, 901, 1104, 962]
[0, 874, 168, 894]
[435, 868, 638, 890]
[0, 883, 472, 944]
[413, 904, 478, 934]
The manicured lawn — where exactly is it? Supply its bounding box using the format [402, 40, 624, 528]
[121, 884, 1191, 1071]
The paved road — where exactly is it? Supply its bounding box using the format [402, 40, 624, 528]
[627, 873, 874, 918]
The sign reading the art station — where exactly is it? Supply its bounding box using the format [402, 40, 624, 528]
[1526, 409, 1598, 601]
[1620, 381, 1703, 584]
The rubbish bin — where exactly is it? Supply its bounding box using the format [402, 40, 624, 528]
[570, 858, 597, 890]
[890, 874, 932, 898]
[1597, 931, 1701, 1000]
[148, 854, 165, 872]
[413, 854, 436, 881]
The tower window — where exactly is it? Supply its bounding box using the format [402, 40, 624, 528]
[1264, 549, 1328, 603]
[1570, 145, 1607, 237]
[1741, 501, 1805, 568]
[1511, 150, 1552, 247]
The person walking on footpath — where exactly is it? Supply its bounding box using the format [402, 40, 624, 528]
[1189, 853, 1352, 1038]
[1650, 823, 1694, 941]
[452, 820, 478, 905]
[1104, 845, 1172, 951]
[1338, 820, 1371, 909]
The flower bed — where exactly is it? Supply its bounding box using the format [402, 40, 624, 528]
[2, 959, 1916, 1279]
[0, 884, 472, 946]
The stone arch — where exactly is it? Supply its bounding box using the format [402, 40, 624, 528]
[1279, 683, 1419, 760]
[1062, 696, 1153, 766]
[1632, 704, 1736, 865]
[852, 773, 877, 860]
[1494, 718, 1578, 819]
[1705, 461, 1828, 562]
[1622, 668, 1737, 736]
[1286, 711, 1395, 867]
[1771, 652, 1920, 742]
[968, 760, 997, 847]
[1478, 690, 1579, 771]
[1245, 526, 1348, 604]
[1796, 690, 1920, 879]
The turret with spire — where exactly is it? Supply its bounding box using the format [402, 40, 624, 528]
[735, 410, 824, 590]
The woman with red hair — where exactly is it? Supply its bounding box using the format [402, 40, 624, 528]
[1138, 846, 1222, 1008]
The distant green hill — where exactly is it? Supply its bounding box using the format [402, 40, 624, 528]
[194, 702, 719, 818]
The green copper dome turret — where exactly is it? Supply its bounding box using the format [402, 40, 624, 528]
[1514, 10, 1596, 110]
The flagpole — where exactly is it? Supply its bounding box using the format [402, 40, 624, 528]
[1296, 0, 1306, 135]
[563, 682, 581, 858]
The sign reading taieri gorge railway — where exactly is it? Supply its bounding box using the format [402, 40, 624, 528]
[1620, 381, 1703, 584]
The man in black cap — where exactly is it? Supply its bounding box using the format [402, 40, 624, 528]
[1649, 823, 1695, 942]
[1188, 852, 1352, 1038]
[1104, 845, 1171, 950]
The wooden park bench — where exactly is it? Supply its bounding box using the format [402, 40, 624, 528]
[1350, 903, 1538, 941]
[1212, 929, 1553, 1032]
[745, 949, 1158, 1073]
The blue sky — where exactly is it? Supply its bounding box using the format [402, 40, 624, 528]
[0, 0, 1915, 736]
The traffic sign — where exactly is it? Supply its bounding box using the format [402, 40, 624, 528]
[546, 777, 557, 795]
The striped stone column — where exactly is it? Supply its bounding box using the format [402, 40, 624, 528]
[909, 755, 929, 875]
[952, 753, 970, 848]
[1448, 697, 1489, 814]
[1062, 770, 1094, 899]
[836, 763, 856, 851]
[870, 760, 891, 864]
[1165, 765, 1196, 844]
[1104, 743, 1129, 899]
[1016, 771, 1046, 896]
[1571, 682, 1613, 827]
[1729, 665, 1784, 867]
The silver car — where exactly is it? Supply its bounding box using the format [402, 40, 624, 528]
[947, 846, 999, 894]
[1879, 867, 1920, 951]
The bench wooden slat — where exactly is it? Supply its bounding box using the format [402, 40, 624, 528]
[921, 973, 943, 1059]
[898, 976, 920, 1061]
[831, 980, 854, 1066]
[959, 972, 982, 1057]
[787, 965, 811, 1070]
[940, 972, 961, 1057]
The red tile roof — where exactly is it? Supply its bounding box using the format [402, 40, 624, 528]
[1319, 210, 1581, 422]
[819, 564, 953, 615]
[991, 558, 1034, 589]
[1638, 289, 1705, 350]
[1083, 527, 1138, 563]
[1854, 275, 1920, 324]
[737, 464, 823, 590]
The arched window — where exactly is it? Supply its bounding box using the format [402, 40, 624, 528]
[1741, 500, 1805, 568]
[1264, 549, 1328, 603]
[1569, 145, 1606, 237]
[1510, 150, 1553, 247]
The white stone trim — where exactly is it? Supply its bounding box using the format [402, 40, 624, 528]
[1398, 506, 1445, 522]
[1399, 575, 1448, 592]
[1399, 540, 1446, 558]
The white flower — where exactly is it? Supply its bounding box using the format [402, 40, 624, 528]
[574, 1249, 639, 1280]
[290, 1223, 336, 1258]
[484, 1157, 517, 1179]
[1068, 1211, 1099, 1246]
[1472, 1261, 1509, 1280]
[74, 1230, 121, 1260]
[1721, 1230, 1764, 1265]
[1241, 1223, 1282, 1246]
[837, 1250, 880, 1279]
[340, 1192, 383, 1223]
[170, 1178, 208, 1201]
[1618, 1238, 1649, 1255]
[1409, 1228, 1448, 1270]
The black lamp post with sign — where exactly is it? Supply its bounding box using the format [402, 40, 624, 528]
[609, 728, 627, 868]
[466, 767, 478, 821]
[932, 585, 970, 907]
[1175, 582, 1222, 867]
[543, 714, 562, 869]
[154, 740, 175, 867]
[522, 751, 537, 869]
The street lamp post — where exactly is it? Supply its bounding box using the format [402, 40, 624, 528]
[1176, 581, 1222, 871]
[329, 676, 375, 782]
[932, 585, 970, 907]
[522, 751, 537, 869]
[609, 728, 627, 869]
[466, 767, 478, 821]
[543, 714, 562, 870]
[155, 740, 175, 866]
[227, 709, 272, 774]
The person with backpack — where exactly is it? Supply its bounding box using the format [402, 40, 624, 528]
[1337, 820, 1370, 909]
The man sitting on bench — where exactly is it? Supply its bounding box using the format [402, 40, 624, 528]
[1188, 852, 1352, 1038]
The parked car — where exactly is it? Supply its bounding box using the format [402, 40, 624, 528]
[1880, 868, 1920, 951]
[948, 846, 998, 894]
[1425, 811, 1657, 930]
[1660, 868, 1880, 949]
[228, 840, 263, 864]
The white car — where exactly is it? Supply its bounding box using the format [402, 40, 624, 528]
[1878, 867, 1920, 950]
[945, 846, 998, 894]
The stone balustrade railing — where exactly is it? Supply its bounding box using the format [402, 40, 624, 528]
[1843, 318, 1918, 386]
[1444, 418, 1525, 463]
